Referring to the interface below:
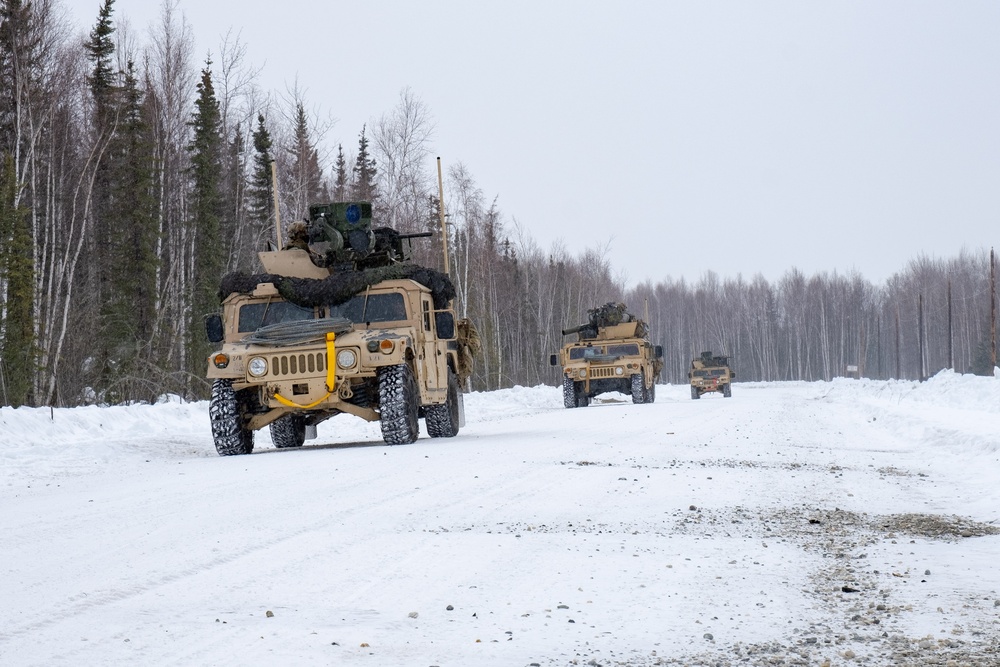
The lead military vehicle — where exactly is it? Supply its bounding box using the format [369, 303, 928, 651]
[204, 202, 475, 455]
[550, 303, 663, 408]
[688, 351, 735, 399]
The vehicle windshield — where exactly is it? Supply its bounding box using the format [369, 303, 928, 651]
[329, 292, 408, 323]
[568, 346, 601, 360]
[693, 369, 710, 377]
[606, 344, 639, 356]
[238, 300, 314, 332]
[709, 368, 728, 377]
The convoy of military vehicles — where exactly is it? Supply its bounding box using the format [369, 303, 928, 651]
[204, 198, 734, 454]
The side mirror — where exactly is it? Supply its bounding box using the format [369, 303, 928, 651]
[731, 371, 736, 379]
[654, 345, 663, 359]
[687, 371, 692, 379]
[549, 354, 558, 366]
[205, 314, 224, 343]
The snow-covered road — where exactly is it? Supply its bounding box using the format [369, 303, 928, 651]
[3, 373, 999, 666]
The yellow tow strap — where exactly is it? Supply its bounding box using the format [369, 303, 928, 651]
[273, 332, 337, 409]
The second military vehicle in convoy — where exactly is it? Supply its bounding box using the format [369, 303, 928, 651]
[688, 351, 735, 399]
[550, 303, 662, 408]
[204, 202, 477, 455]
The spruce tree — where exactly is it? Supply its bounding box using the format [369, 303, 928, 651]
[248, 113, 274, 247]
[84, 0, 117, 120]
[84, 0, 123, 399]
[333, 143, 349, 200]
[99, 59, 159, 401]
[0, 153, 34, 406]
[187, 62, 225, 395]
[290, 102, 323, 213]
[0, 0, 38, 156]
[352, 124, 377, 202]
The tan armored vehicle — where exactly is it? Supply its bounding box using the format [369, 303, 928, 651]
[688, 351, 735, 399]
[204, 202, 475, 455]
[550, 303, 662, 408]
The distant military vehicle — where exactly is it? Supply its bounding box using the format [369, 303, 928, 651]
[204, 201, 477, 455]
[688, 351, 735, 399]
[550, 303, 663, 408]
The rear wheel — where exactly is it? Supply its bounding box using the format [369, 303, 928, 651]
[270, 413, 306, 448]
[378, 363, 420, 445]
[575, 382, 590, 407]
[426, 369, 461, 437]
[646, 380, 656, 403]
[210, 379, 254, 456]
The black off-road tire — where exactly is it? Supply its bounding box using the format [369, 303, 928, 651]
[723, 383, 732, 398]
[378, 363, 420, 445]
[210, 379, 254, 456]
[691, 385, 700, 400]
[270, 413, 306, 448]
[646, 380, 656, 403]
[631, 371, 647, 404]
[426, 369, 461, 438]
[562, 376, 577, 409]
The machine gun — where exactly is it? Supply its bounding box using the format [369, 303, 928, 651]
[561, 323, 598, 338]
[305, 201, 432, 270]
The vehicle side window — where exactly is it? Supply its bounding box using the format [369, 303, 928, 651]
[238, 301, 314, 332]
[422, 300, 431, 331]
[434, 311, 455, 339]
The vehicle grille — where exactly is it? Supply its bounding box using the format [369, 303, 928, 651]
[269, 352, 326, 378]
[589, 366, 618, 379]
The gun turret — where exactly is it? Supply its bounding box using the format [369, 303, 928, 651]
[307, 202, 375, 261]
[562, 302, 647, 340]
[304, 201, 432, 270]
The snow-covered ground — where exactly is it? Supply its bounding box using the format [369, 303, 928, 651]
[2, 371, 1000, 666]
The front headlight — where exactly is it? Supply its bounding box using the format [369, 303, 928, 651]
[248, 357, 267, 377]
[578, 368, 587, 379]
[615, 366, 624, 375]
[337, 349, 357, 369]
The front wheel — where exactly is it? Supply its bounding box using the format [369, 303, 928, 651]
[631, 371, 647, 404]
[691, 385, 700, 400]
[270, 413, 306, 448]
[723, 383, 732, 398]
[378, 363, 420, 445]
[209, 379, 254, 456]
[562, 376, 577, 409]
[426, 369, 461, 437]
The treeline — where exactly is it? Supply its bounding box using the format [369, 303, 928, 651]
[628, 251, 997, 385]
[0, 1, 995, 408]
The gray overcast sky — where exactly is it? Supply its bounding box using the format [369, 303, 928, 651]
[64, 0, 1000, 287]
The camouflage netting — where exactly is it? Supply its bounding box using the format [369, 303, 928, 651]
[219, 265, 456, 309]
